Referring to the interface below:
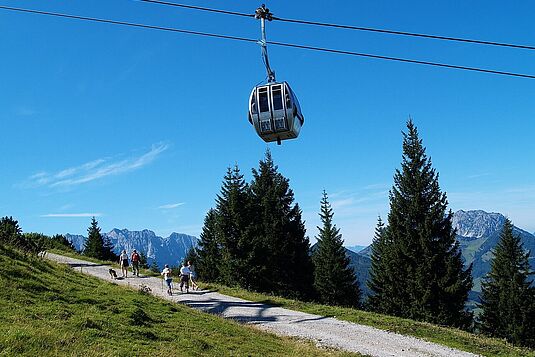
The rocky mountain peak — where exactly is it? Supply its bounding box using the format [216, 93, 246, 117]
[452, 210, 506, 238]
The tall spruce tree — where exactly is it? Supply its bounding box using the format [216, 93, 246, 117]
[248, 150, 314, 299]
[215, 165, 251, 286]
[479, 218, 535, 347]
[366, 217, 392, 311]
[83, 217, 108, 260]
[312, 190, 361, 307]
[197, 208, 221, 282]
[369, 120, 472, 327]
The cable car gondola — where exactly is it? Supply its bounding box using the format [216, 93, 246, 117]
[248, 81, 304, 144]
[248, 5, 304, 145]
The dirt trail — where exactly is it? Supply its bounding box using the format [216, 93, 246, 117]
[46, 253, 479, 357]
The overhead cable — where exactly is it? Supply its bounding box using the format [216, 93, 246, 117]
[1, 5, 535, 80]
[137, 0, 254, 19]
[0, 5, 257, 43]
[271, 16, 535, 51]
[136, 0, 535, 51]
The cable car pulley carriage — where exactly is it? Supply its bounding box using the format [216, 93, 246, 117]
[248, 5, 304, 145]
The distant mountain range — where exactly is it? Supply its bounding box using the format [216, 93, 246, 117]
[350, 209, 535, 304]
[65, 229, 198, 269]
[66, 209, 534, 306]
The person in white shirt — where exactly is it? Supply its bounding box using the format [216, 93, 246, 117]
[119, 250, 129, 278]
[161, 264, 173, 295]
[188, 261, 198, 291]
[179, 263, 191, 293]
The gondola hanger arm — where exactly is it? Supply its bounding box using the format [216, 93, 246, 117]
[255, 4, 276, 82]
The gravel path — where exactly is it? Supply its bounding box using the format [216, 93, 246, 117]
[46, 253, 480, 357]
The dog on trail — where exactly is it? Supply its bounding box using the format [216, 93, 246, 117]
[109, 268, 118, 279]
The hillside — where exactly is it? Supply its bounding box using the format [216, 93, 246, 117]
[0, 245, 351, 357]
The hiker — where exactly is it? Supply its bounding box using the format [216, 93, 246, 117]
[119, 250, 129, 278]
[187, 260, 198, 291]
[161, 264, 173, 295]
[131, 249, 140, 277]
[179, 262, 191, 293]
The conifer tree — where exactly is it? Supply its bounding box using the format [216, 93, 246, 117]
[102, 234, 117, 261]
[215, 165, 251, 286]
[183, 247, 199, 266]
[83, 217, 107, 260]
[366, 217, 392, 311]
[0, 216, 35, 252]
[312, 190, 361, 307]
[248, 150, 314, 299]
[0, 216, 22, 247]
[149, 260, 160, 274]
[197, 208, 221, 282]
[370, 120, 472, 327]
[479, 218, 535, 347]
[51, 234, 75, 251]
[139, 251, 149, 269]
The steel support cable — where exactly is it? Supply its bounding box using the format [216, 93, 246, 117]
[137, 0, 254, 19]
[267, 40, 535, 79]
[271, 16, 535, 51]
[136, 0, 535, 51]
[1, 5, 535, 80]
[0, 5, 257, 43]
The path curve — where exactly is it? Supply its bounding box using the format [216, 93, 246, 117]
[46, 253, 479, 357]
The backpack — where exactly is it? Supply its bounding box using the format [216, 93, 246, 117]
[132, 253, 140, 262]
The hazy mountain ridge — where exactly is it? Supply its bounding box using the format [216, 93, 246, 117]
[345, 248, 372, 296]
[345, 245, 367, 253]
[65, 229, 198, 268]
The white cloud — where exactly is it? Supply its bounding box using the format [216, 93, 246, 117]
[41, 213, 102, 218]
[466, 173, 491, 179]
[158, 202, 185, 209]
[331, 198, 354, 209]
[21, 143, 168, 189]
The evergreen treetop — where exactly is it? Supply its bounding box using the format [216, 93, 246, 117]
[479, 218, 535, 347]
[215, 164, 251, 287]
[312, 190, 361, 307]
[83, 217, 108, 260]
[248, 150, 314, 299]
[369, 120, 472, 327]
[366, 217, 391, 310]
[197, 208, 221, 282]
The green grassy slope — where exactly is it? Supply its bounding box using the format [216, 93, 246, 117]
[0, 246, 356, 357]
[203, 283, 535, 357]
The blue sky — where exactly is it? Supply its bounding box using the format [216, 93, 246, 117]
[1, 0, 534, 245]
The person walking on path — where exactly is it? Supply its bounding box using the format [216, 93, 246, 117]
[179, 263, 191, 293]
[131, 249, 140, 277]
[119, 250, 129, 278]
[161, 264, 173, 295]
[187, 261, 198, 291]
